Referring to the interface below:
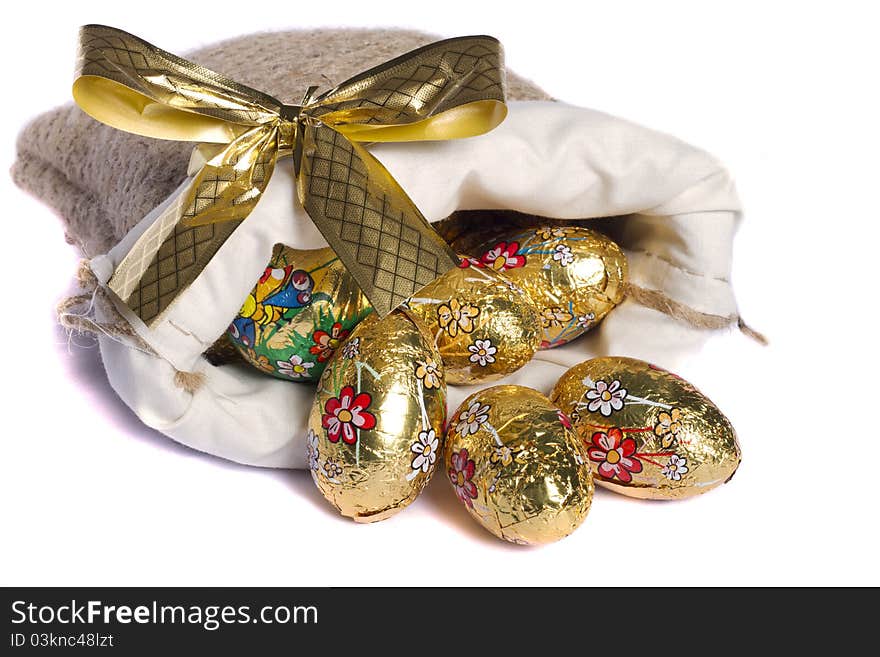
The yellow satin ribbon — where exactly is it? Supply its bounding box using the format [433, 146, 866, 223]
[73, 25, 507, 324]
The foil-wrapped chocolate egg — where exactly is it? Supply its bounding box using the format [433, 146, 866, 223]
[444, 385, 593, 545]
[307, 311, 446, 522]
[472, 226, 627, 349]
[405, 258, 542, 385]
[550, 357, 741, 499]
[227, 245, 372, 381]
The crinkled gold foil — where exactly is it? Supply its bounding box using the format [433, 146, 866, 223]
[405, 259, 542, 384]
[472, 226, 627, 348]
[550, 357, 741, 500]
[227, 245, 372, 381]
[307, 311, 446, 522]
[444, 385, 593, 545]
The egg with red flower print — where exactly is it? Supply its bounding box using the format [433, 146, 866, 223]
[227, 245, 372, 381]
[307, 311, 447, 522]
[550, 357, 742, 500]
[444, 385, 593, 545]
[471, 225, 628, 349]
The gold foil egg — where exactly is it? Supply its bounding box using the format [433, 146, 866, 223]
[550, 357, 741, 500]
[405, 258, 542, 385]
[307, 311, 446, 522]
[227, 245, 372, 381]
[444, 385, 593, 545]
[472, 226, 627, 349]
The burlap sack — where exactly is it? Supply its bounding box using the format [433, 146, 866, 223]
[13, 27, 754, 468]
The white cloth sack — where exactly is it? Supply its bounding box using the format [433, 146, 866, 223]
[89, 100, 742, 469]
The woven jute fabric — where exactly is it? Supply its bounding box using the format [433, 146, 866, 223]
[11, 27, 550, 257]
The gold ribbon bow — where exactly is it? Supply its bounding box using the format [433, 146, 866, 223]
[73, 25, 507, 324]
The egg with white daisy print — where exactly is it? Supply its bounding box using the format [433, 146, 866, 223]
[405, 256, 542, 385]
[550, 357, 741, 500]
[445, 385, 593, 545]
[307, 311, 446, 522]
[471, 225, 627, 349]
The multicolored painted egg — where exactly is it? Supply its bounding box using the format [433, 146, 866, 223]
[227, 245, 372, 381]
[307, 311, 446, 522]
[550, 357, 741, 500]
[405, 258, 542, 385]
[444, 385, 593, 545]
[472, 226, 628, 349]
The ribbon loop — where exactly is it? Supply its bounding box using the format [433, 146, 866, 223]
[73, 25, 507, 324]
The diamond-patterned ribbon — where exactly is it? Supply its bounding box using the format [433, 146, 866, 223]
[73, 25, 507, 324]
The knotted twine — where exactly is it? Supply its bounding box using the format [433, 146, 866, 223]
[57, 260, 207, 394]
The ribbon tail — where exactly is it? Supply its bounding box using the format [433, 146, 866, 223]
[108, 127, 278, 324]
[296, 123, 459, 317]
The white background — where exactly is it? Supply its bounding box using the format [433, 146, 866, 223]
[1, 1, 877, 586]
